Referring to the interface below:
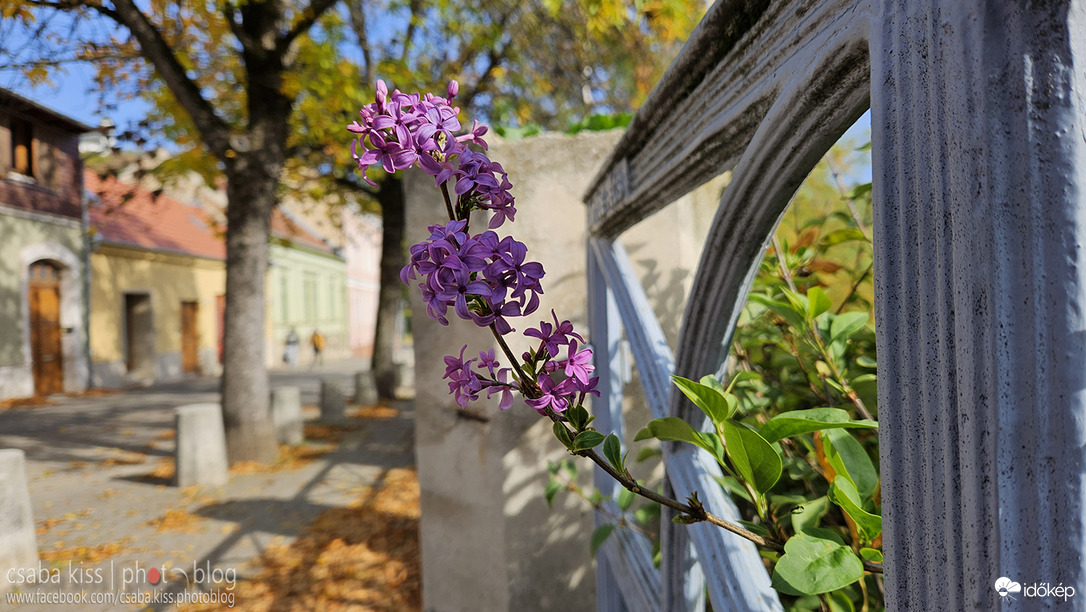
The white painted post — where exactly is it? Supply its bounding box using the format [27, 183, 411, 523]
[0, 449, 37, 595]
[872, 1, 1086, 607]
[354, 371, 378, 406]
[174, 403, 229, 487]
[319, 380, 346, 423]
[270, 386, 303, 445]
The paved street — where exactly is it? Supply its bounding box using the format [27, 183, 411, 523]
[0, 359, 415, 611]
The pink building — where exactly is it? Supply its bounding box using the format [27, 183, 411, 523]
[341, 210, 381, 360]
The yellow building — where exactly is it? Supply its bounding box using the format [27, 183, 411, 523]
[86, 171, 226, 386]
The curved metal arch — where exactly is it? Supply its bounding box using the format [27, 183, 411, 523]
[668, 20, 872, 424]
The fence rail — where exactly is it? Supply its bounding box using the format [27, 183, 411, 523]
[584, 0, 1086, 610]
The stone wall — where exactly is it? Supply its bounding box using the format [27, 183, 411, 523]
[407, 129, 724, 611]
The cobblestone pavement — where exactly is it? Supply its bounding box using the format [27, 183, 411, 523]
[0, 359, 414, 611]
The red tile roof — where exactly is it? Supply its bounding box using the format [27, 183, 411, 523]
[85, 171, 226, 260]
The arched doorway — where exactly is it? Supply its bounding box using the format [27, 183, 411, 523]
[28, 260, 64, 395]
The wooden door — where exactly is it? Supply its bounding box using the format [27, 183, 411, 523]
[124, 293, 154, 378]
[181, 301, 199, 373]
[28, 261, 63, 395]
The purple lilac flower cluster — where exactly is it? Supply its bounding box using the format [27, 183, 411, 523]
[349, 80, 599, 416]
[400, 219, 544, 333]
[347, 80, 513, 228]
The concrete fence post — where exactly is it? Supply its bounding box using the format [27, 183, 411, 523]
[174, 403, 229, 488]
[354, 371, 378, 406]
[270, 386, 304, 445]
[319, 380, 346, 423]
[0, 449, 37, 595]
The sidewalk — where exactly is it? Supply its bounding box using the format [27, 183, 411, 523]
[0, 359, 415, 611]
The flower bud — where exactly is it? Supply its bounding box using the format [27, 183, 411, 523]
[447, 80, 459, 99]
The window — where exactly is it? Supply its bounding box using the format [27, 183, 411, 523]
[11, 118, 33, 177]
[279, 271, 290, 323]
[304, 272, 316, 320]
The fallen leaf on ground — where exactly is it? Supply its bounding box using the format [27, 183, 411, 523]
[147, 508, 204, 533]
[40, 540, 130, 564]
[186, 467, 421, 612]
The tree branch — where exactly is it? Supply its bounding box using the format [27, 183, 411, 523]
[279, 0, 340, 55]
[105, 0, 232, 157]
[399, 0, 423, 62]
[346, 0, 374, 84]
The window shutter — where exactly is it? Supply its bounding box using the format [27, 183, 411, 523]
[35, 135, 57, 189]
[0, 118, 10, 175]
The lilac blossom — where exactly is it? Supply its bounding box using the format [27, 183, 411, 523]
[352, 81, 601, 417]
[525, 374, 574, 415]
[525, 311, 585, 359]
[562, 341, 595, 385]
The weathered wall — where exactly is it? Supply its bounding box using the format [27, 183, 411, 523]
[90, 245, 224, 386]
[0, 208, 86, 400]
[408, 129, 723, 611]
[266, 241, 350, 367]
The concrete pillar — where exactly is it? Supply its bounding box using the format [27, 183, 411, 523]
[174, 403, 229, 488]
[872, 2, 1086, 607]
[354, 371, 378, 406]
[0, 450, 37, 595]
[271, 386, 304, 445]
[319, 380, 346, 422]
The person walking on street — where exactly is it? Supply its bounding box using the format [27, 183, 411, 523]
[284, 327, 300, 367]
[311, 329, 325, 366]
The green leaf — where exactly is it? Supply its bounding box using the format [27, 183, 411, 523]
[821, 227, 868, 246]
[602, 434, 623, 471]
[771, 532, 864, 595]
[553, 423, 573, 448]
[860, 547, 883, 563]
[696, 431, 727, 465]
[830, 311, 870, 344]
[829, 478, 883, 543]
[591, 524, 615, 555]
[827, 590, 857, 612]
[715, 476, 754, 503]
[571, 430, 606, 452]
[760, 408, 878, 443]
[749, 294, 806, 330]
[850, 181, 872, 197]
[635, 446, 661, 462]
[544, 480, 562, 507]
[855, 355, 877, 369]
[727, 370, 762, 390]
[617, 487, 636, 511]
[737, 520, 772, 538]
[634, 417, 702, 446]
[807, 287, 833, 319]
[634, 504, 660, 527]
[567, 405, 590, 431]
[790, 496, 830, 534]
[851, 373, 877, 386]
[781, 288, 811, 318]
[722, 421, 782, 494]
[671, 375, 735, 423]
[823, 429, 878, 499]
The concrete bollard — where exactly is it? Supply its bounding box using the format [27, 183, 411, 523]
[174, 404, 229, 488]
[0, 449, 37, 595]
[354, 371, 378, 406]
[319, 380, 346, 422]
[270, 386, 304, 445]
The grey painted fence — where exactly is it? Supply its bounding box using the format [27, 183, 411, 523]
[583, 0, 1086, 610]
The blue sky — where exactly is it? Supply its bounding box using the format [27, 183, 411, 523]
[0, 60, 149, 130]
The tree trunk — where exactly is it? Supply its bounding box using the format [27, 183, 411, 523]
[220, 154, 280, 464]
[372, 175, 405, 399]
